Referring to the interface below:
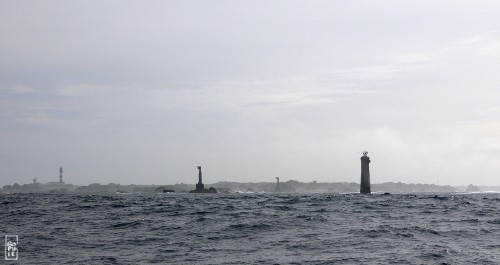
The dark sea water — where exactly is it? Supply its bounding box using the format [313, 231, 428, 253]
[1, 192, 500, 264]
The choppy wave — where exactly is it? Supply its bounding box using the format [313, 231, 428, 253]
[1, 192, 500, 264]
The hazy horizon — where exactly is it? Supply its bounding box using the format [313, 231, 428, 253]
[2, 1, 500, 186]
[4, 175, 494, 188]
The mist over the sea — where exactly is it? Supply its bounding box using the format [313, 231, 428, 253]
[2, 1, 500, 186]
[2, 2, 500, 264]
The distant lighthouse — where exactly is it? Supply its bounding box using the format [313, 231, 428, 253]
[196, 166, 204, 191]
[189, 166, 217, 193]
[360, 152, 371, 194]
[59, 167, 63, 183]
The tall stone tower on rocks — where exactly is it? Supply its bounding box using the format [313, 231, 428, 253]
[360, 152, 371, 194]
[196, 166, 204, 191]
[189, 166, 217, 193]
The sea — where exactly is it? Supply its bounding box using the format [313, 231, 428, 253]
[1, 192, 499, 264]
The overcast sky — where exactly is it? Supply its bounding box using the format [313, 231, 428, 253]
[1, 1, 500, 186]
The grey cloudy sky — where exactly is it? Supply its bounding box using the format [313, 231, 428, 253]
[1, 1, 500, 186]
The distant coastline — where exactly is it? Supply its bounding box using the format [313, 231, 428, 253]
[1, 180, 496, 194]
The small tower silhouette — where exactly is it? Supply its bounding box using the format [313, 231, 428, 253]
[275, 177, 280, 192]
[189, 166, 217, 193]
[59, 167, 63, 183]
[196, 166, 204, 191]
[360, 152, 371, 194]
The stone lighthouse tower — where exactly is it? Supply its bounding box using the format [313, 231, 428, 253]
[196, 166, 204, 191]
[360, 151, 371, 194]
